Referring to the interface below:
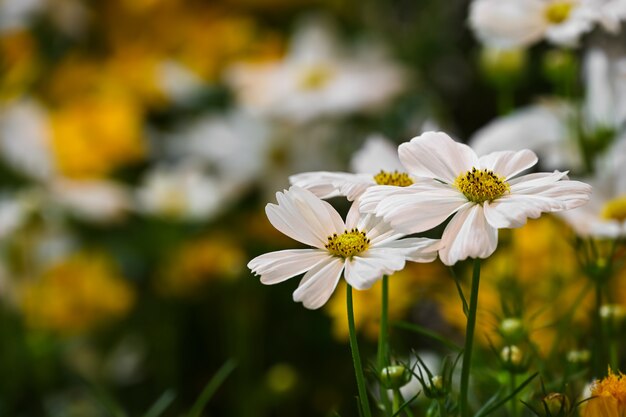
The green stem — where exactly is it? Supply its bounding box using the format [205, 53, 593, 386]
[610, 338, 619, 372]
[392, 389, 401, 414]
[378, 276, 392, 415]
[460, 259, 481, 417]
[593, 279, 604, 376]
[438, 399, 448, 417]
[347, 285, 373, 417]
[510, 373, 518, 417]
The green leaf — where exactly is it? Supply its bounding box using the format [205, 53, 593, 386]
[143, 390, 176, 417]
[475, 372, 538, 417]
[391, 392, 420, 417]
[187, 359, 237, 417]
[393, 321, 461, 351]
[449, 267, 469, 317]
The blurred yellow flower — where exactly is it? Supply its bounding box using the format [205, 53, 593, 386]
[582, 370, 626, 417]
[325, 262, 446, 341]
[0, 30, 40, 102]
[20, 253, 135, 334]
[435, 216, 592, 355]
[157, 235, 245, 297]
[49, 91, 146, 178]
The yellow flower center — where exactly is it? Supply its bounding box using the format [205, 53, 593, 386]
[454, 167, 510, 204]
[325, 228, 370, 259]
[601, 196, 626, 222]
[299, 65, 334, 90]
[591, 370, 626, 404]
[544, 1, 574, 24]
[373, 170, 414, 187]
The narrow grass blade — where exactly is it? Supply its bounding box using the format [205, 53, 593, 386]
[188, 359, 237, 417]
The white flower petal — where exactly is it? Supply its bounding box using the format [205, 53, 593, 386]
[350, 134, 404, 174]
[248, 249, 330, 284]
[369, 182, 469, 234]
[266, 186, 345, 248]
[289, 171, 373, 200]
[399, 132, 478, 183]
[439, 204, 498, 266]
[344, 251, 405, 290]
[293, 257, 345, 309]
[375, 238, 441, 263]
[478, 149, 538, 179]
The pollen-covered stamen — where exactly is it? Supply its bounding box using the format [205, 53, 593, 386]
[544, 1, 574, 24]
[373, 170, 414, 187]
[325, 228, 370, 259]
[299, 65, 334, 90]
[601, 196, 626, 222]
[454, 167, 510, 204]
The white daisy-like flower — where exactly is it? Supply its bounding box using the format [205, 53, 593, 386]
[225, 17, 407, 124]
[135, 163, 233, 222]
[289, 135, 415, 201]
[360, 131, 592, 266]
[559, 136, 626, 238]
[469, 0, 600, 48]
[248, 186, 440, 309]
[470, 48, 626, 172]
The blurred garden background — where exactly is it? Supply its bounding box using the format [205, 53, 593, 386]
[1, 0, 626, 416]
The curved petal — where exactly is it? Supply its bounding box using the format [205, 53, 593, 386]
[359, 184, 410, 213]
[370, 182, 469, 234]
[399, 131, 478, 183]
[266, 186, 345, 248]
[374, 238, 441, 263]
[510, 172, 592, 210]
[350, 135, 404, 174]
[289, 171, 374, 200]
[344, 251, 405, 290]
[439, 205, 498, 266]
[248, 249, 330, 284]
[478, 149, 538, 179]
[293, 257, 345, 309]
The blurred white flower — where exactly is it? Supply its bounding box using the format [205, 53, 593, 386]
[156, 60, 207, 105]
[226, 17, 407, 123]
[559, 136, 626, 238]
[361, 131, 592, 265]
[0, 192, 34, 239]
[0, 0, 45, 33]
[135, 163, 232, 221]
[0, 99, 55, 180]
[289, 135, 412, 200]
[583, 48, 626, 131]
[470, 101, 583, 171]
[48, 179, 132, 223]
[0, 0, 87, 35]
[164, 110, 270, 187]
[471, 48, 626, 172]
[469, 0, 608, 48]
[248, 187, 440, 309]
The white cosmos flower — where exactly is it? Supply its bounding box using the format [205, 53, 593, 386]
[360, 131, 592, 266]
[469, 0, 600, 48]
[470, 48, 626, 172]
[289, 135, 415, 201]
[225, 17, 407, 124]
[248, 186, 440, 309]
[558, 136, 626, 238]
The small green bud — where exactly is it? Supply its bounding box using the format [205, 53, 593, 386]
[543, 392, 570, 416]
[430, 375, 443, 391]
[500, 345, 526, 373]
[380, 365, 410, 390]
[499, 317, 525, 342]
[479, 47, 527, 88]
[542, 49, 577, 86]
[566, 349, 590, 364]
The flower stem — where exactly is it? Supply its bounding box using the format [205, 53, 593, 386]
[347, 284, 373, 417]
[459, 259, 481, 417]
[378, 275, 393, 415]
[509, 372, 518, 417]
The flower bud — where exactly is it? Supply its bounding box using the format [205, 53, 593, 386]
[499, 317, 525, 343]
[500, 345, 526, 373]
[566, 349, 590, 365]
[380, 365, 410, 390]
[542, 49, 577, 87]
[479, 47, 527, 88]
[543, 392, 570, 416]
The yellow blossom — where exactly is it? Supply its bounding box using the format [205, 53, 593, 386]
[157, 236, 245, 297]
[20, 253, 135, 334]
[49, 91, 146, 178]
[325, 262, 447, 341]
[0, 31, 40, 102]
[582, 370, 626, 417]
